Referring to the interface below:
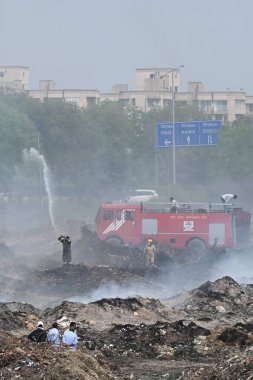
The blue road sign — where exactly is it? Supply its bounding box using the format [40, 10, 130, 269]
[199, 121, 221, 145]
[157, 122, 173, 147]
[176, 121, 199, 146]
[156, 120, 221, 147]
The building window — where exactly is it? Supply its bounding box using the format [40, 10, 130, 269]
[235, 99, 244, 113]
[147, 98, 160, 107]
[199, 100, 227, 113]
[248, 104, 253, 112]
[213, 100, 227, 113]
[65, 97, 79, 106]
[87, 97, 97, 106]
[120, 99, 130, 107]
[163, 99, 171, 108]
[198, 100, 213, 112]
[149, 73, 155, 79]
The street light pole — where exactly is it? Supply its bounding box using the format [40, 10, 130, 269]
[160, 65, 184, 187]
[172, 70, 176, 185]
[171, 65, 184, 186]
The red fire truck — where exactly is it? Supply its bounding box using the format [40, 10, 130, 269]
[95, 201, 251, 251]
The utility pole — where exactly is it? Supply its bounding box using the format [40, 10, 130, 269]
[158, 65, 184, 188]
[168, 65, 184, 186]
[172, 70, 176, 185]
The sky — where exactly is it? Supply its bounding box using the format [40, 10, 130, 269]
[0, 0, 252, 93]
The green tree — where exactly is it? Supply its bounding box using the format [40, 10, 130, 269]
[2, 89, 253, 205]
[0, 99, 36, 189]
[214, 117, 253, 181]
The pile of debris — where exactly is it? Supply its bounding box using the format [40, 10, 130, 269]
[0, 334, 126, 380]
[1, 265, 253, 379]
[166, 276, 253, 329]
[176, 348, 253, 379]
[43, 297, 187, 331]
[85, 320, 211, 360]
[75, 224, 147, 269]
[29, 264, 146, 299]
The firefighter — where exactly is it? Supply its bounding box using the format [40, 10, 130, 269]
[221, 194, 237, 212]
[170, 197, 179, 212]
[58, 235, 72, 264]
[144, 239, 157, 268]
[221, 194, 237, 204]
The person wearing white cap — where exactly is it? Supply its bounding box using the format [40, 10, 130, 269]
[27, 321, 47, 343]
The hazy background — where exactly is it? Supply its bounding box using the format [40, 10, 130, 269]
[0, 0, 252, 93]
[0, 0, 253, 311]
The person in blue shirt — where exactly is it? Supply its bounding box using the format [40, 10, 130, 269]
[47, 322, 61, 348]
[62, 322, 78, 350]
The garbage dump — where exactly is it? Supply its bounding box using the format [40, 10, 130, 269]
[0, 224, 253, 378]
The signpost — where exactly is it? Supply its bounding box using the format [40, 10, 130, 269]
[156, 120, 221, 186]
[156, 120, 221, 148]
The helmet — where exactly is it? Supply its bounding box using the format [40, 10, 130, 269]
[148, 239, 153, 243]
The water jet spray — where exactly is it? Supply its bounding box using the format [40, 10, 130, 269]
[23, 147, 56, 229]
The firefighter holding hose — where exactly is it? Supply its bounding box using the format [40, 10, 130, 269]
[144, 239, 157, 268]
[58, 235, 72, 264]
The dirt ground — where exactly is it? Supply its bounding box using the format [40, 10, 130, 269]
[1, 222, 253, 379]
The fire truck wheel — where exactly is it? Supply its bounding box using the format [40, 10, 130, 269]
[186, 238, 206, 258]
[186, 238, 206, 251]
[105, 236, 123, 247]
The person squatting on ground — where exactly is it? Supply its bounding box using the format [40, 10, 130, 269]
[58, 235, 72, 264]
[144, 239, 157, 268]
[27, 321, 47, 343]
[62, 321, 78, 350]
[47, 321, 61, 348]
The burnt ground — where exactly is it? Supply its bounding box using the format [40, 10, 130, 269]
[0, 223, 253, 378]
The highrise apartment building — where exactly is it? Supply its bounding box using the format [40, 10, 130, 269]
[0, 66, 29, 90]
[1, 65, 253, 122]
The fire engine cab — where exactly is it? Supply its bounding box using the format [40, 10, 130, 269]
[95, 201, 251, 251]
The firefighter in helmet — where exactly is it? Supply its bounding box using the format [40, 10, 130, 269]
[144, 238, 157, 268]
